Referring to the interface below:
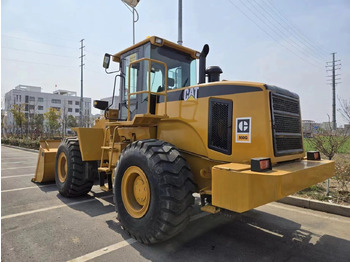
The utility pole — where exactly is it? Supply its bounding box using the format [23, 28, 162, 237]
[79, 39, 85, 127]
[178, 0, 183, 45]
[326, 53, 341, 130]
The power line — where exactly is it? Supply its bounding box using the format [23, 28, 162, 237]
[264, 0, 329, 57]
[2, 58, 77, 68]
[2, 34, 76, 50]
[2, 46, 76, 59]
[228, 0, 320, 68]
[246, 0, 324, 64]
[252, 0, 327, 62]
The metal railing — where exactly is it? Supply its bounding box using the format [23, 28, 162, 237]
[127, 58, 168, 121]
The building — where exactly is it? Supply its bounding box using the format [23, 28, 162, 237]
[4, 85, 92, 131]
[302, 120, 321, 137]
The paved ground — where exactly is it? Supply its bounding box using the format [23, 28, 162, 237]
[1, 145, 350, 262]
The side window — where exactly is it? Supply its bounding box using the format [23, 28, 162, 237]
[123, 53, 138, 100]
[168, 67, 182, 89]
[149, 62, 165, 92]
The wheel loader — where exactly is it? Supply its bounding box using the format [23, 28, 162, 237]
[33, 36, 334, 244]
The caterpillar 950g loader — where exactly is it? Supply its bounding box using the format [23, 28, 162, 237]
[33, 36, 334, 244]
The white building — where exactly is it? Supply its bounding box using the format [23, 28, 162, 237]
[4, 85, 91, 130]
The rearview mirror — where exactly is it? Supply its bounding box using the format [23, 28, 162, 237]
[93, 100, 109, 110]
[103, 53, 111, 69]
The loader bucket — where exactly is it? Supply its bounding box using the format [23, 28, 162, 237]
[32, 140, 61, 183]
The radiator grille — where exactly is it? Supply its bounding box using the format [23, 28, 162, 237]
[271, 93, 303, 156]
[274, 115, 301, 133]
[208, 99, 232, 154]
[272, 95, 300, 115]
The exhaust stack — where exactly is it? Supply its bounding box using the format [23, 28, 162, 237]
[199, 44, 209, 84]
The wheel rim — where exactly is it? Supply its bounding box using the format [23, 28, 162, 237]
[121, 166, 150, 218]
[57, 152, 68, 183]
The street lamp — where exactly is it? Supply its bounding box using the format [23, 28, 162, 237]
[121, 0, 141, 44]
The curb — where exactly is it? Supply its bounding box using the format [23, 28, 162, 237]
[277, 196, 350, 217]
[1, 144, 39, 153]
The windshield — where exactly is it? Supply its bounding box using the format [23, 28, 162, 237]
[151, 45, 197, 89]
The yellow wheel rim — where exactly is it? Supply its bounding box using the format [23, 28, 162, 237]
[57, 152, 68, 183]
[121, 166, 150, 218]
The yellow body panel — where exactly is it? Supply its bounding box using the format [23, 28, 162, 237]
[154, 81, 306, 191]
[118, 127, 156, 141]
[212, 160, 334, 213]
[74, 127, 105, 161]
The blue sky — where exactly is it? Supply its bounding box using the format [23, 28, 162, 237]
[1, 0, 349, 125]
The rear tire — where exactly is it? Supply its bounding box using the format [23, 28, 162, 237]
[55, 137, 97, 197]
[114, 139, 196, 244]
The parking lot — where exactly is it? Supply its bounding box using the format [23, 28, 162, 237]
[2, 145, 350, 261]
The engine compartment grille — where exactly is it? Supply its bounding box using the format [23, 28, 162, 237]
[271, 93, 303, 156]
[208, 98, 233, 155]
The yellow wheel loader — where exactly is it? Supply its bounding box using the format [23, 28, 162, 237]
[33, 36, 334, 244]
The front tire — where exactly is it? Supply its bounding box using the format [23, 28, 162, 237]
[114, 139, 196, 244]
[55, 137, 97, 197]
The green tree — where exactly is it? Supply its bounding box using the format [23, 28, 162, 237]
[10, 104, 26, 137]
[33, 114, 44, 138]
[44, 108, 61, 137]
[307, 120, 349, 195]
[307, 123, 349, 161]
[66, 115, 78, 128]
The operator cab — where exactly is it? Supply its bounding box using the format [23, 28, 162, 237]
[106, 36, 200, 120]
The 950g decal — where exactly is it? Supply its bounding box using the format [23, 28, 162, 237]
[236, 117, 251, 143]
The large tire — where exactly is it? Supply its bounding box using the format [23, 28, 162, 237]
[55, 137, 97, 197]
[114, 139, 196, 244]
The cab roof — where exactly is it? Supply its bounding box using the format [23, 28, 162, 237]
[112, 36, 200, 63]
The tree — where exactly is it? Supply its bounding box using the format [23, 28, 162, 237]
[339, 98, 350, 124]
[33, 114, 44, 138]
[307, 121, 349, 161]
[10, 104, 26, 137]
[307, 119, 349, 195]
[66, 115, 78, 128]
[44, 108, 61, 137]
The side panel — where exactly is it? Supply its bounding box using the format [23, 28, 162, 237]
[75, 128, 105, 161]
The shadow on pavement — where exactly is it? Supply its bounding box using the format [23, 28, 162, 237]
[110, 207, 350, 262]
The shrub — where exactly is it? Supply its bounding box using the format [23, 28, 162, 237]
[1, 137, 40, 149]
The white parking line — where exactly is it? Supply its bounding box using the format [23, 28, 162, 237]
[68, 211, 211, 262]
[68, 239, 137, 262]
[247, 223, 283, 238]
[1, 156, 37, 159]
[2, 174, 34, 179]
[1, 185, 55, 193]
[2, 166, 36, 170]
[1, 195, 113, 220]
[2, 161, 35, 164]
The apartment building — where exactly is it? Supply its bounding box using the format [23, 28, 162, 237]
[4, 85, 91, 129]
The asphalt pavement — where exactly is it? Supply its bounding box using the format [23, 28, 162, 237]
[2, 145, 350, 262]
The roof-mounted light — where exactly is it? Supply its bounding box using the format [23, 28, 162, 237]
[195, 52, 201, 58]
[154, 37, 163, 45]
